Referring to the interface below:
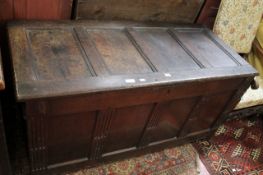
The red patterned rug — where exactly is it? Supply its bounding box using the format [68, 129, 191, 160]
[194, 115, 263, 175]
[65, 144, 206, 175]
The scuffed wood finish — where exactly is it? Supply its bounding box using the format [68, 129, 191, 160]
[8, 21, 255, 100]
[74, 0, 204, 23]
[8, 20, 257, 174]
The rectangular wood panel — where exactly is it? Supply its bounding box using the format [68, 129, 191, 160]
[44, 78, 244, 114]
[75, 0, 204, 23]
[27, 29, 93, 80]
[103, 104, 153, 154]
[140, 97, 199, 145]
[47, 112, 96, 165]
[173, 29, 239, 68]
[78, 28, 154, 75]
[179, 91, 234, 136]
[128, 28, 201, 71]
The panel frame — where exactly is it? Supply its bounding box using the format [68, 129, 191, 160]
[8, 21, 257, 101]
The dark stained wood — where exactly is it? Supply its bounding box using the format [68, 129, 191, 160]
[139, 98, 199, 146]
[0, 50, 12, 175]
[7, 20, 257, 174]
[196, 0, 221, 29]
[179, 91, 234, 136]
[127, 28, 200, 71]
[74, 0, 205, 23]
[0, 0, 72, 47]
[47, 111, 96, 165]
[228, 105, 263, 121]
[0, 0, 72, 20]
[0, 0, 14, 21]
[8, 21, 255, 101]
[102, 104, 152, 154]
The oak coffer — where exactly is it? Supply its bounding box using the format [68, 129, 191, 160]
[8, 20, 257, 174]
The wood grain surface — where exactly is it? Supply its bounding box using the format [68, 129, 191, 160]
[7, 20, 257, 174]
[75, 0, 204, 23]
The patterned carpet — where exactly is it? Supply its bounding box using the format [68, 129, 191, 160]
[65, 144, 207, 175]
[65, 115, 263, 175]
[194, 115, 263, 175]
[12, 115, 263, 175]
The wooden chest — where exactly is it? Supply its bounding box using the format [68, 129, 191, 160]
[8, 20, 257, 174]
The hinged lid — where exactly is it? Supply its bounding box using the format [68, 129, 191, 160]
[8, 20, 257, 101]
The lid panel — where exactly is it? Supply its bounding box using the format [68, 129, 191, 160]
[79, 28, 154, 75]
[7, 21, 257, 100]
[27, 29, 93, 80]
[128, 28, 201, 72]
[173, 29, 239, 68]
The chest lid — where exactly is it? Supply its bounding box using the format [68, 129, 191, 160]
[8, 20, 257, 101]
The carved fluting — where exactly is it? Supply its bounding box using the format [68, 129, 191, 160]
[90, 110, 114, 160]
[28, 116, 47, 173]
[27, 102, 47, 174]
